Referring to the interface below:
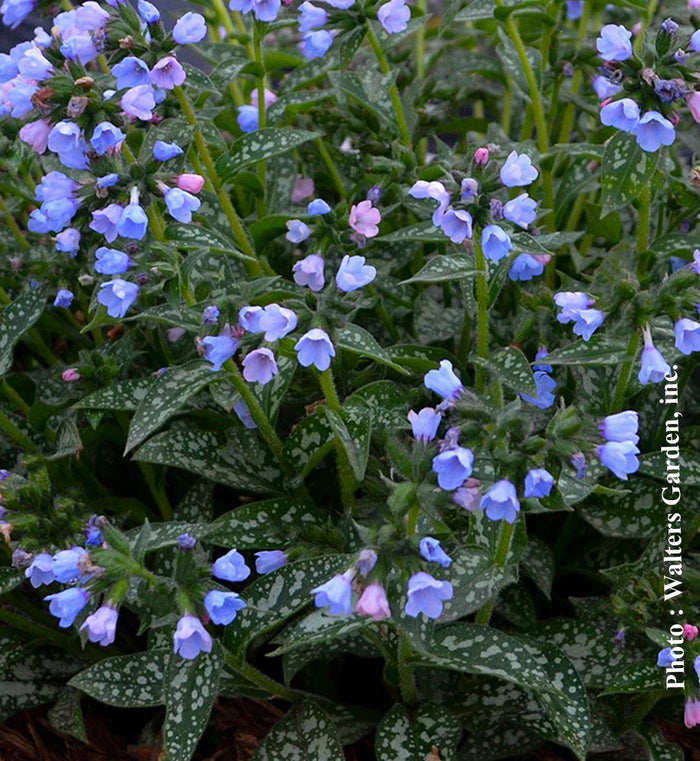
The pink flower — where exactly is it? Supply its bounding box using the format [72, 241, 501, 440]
[348, 200, 381, 238]
[533, 254, 551, 266]
[473, 147, 489, 166]
[690, 0, 700, 8]
[62, 368, 81, 382]
[355, 583, 391, 621]
[251, 87, 277, 109]
[175, 174, 205, 194]
[685, 698, 700, 729]
[19, 119, 52, 154]
[291, 175, 315, 202]
[683, 624, 699, 641]
[687, 92, 700, 124]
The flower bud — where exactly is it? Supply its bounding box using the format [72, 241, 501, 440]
[62, 368, 81, 382]
[473, 147, 489, 166]
[175, 173, 205, 194]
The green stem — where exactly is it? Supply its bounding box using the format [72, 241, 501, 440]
[1, 380, 30, 417]
[209, 0, 246, 106]
[501, 81, 513, 136]
[474, 236, 489, 393]
[225, 359, 291, 472]
[137, 462, 173, 521]
[225, 652, 301, 703]
[556, 0, 592, 145]
[0, 408, 36, 451]
[365, 22, 412, 147]
[637, 184, 651, 261]
[319, 367, 342, 412]
[314, 138, 346, 199]
[0, 195, 29, 249]
[368, 285, 399, 342]
[319, 368, 356, 509]
[397, 633, 419, 705]
[611, 331, 640, 412]
[475, 520, 517, 625]
[415, 0, 428, 162]
[253, 21, 267, 219]
[172, 86, 270, 277]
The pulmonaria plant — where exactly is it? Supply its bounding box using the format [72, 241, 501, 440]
[0, 0, 699, 759]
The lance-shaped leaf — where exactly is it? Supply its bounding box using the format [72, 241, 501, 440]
[336, 325, 408, 374]
[601, 132, 659, 217]
[375, 703, 462, 761]
[0, 287, 47, 376]
[472, 346, 538, 397]
[401, 255, 477, 284]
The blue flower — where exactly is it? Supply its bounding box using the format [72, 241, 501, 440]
[45, 587, 90, 627]
[592, 75, 622, 100]
[234, 398, 257, 429]
[164, 188, 201, 223]
[519, 371, 556, 409]
[660, 18, 678, 35]
[311, 571, 354, 615]
[229, 0, 281, 21]
[112, 56, 151, 90]
[481, 224, 512, 262]
[98, 279, 139, 318]
[138, 0, 160, 22]
[408, 407, 441, 443]
[524, 468, 554, 499]
[499, 151, 539, 187]
[308, 198, 331, 215]
[654, 79, 687, 104]
[439, 209, 473, 243]
[177, 533, 196, 550]
[173, 614, 212, 659]
[202, 334, 239, 371]
[259, 304, 298, 341]
[554, 291, 593, 323]
[295, 328, 336, 370]
[480, 479, 520, 523]
[237, 105, 259, 133]
[409, 180, 451, 226]
[460, 178, 478, 203]
[674, 318, 700, 354]
[596, 24, 633, 62]
[293, 253, 325, 291]
[533, 347, 552, 372]
[204, 590, 246, 625]
[300, 29, 334, 59]
[238, 305, 264, 332]
[35, 171, 79, 202]
[172, 12, 207, 44]
[566, 0, 583, 20]
[242, 347, 278, 385]
[503, 193, 537, 228]
[254, 550, 288, 574]
[598, 441, 640, 480]
[24, 553, 55, 588]
[355, 549, 377, 576]
[53, 546, 88, 583]
[336, 255, 377, 292]
[153, 140, 184, 161]
[571, 308, 605, 341]
[285, 219, 311, 243]
[28, 199, 79, 234]
[600, 411, 639, 444]
[94, 246, 133, 275]
[419, 536, 452, 567]
[404, 571, 453, 619]
[298, 0, 327, 32]
[378, 0, 410, 34]
[90, 122, 125, 155]
[60, 35, 98, 65]
[97, 173, 119, 189]
[600, 98, 640, 133]
[90, 204, 123, 243]
[202, 305, 220, 325]
[432, 447, 474, 490]
[53, 289, 74, 309]
[634, 111, 675, 152]
[509, 253, 544, 281]
[571, 452, 587, 479]
[80, 605, 118, 646]
[690, 29, 700, 53]
[424, 359, 463, 399]
[151, 56, 186, 90]
[117, 203, 149, 240]
[17, 48, 53, 79]
[657, 647, 675, 668]
[212, 549, 251, 582]
[1, 0, 35, 28]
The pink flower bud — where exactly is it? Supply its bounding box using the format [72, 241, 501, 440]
[533, 254, 551, 266]
[632, 22, 642, 37]
[670, 112, 680, 126]
[690, 0, 700, 8]
[291, 175, 315, 203]
[687, 92, 700, 124]
[355, 583, 391, 621]
[175, 173, 205, 194]
[600, 98, 613, 109]
[683, 624, 698, 641]
[473, 147, 489, 166]
[62, 368, 81, 382]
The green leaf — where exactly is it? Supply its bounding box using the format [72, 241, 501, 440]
[635, 724, 684, 761]
[375, 704, 462, 761]
[328, 70, 396, 126]
[253, 701, 344, 761]
[249, 348, 296, 422]
[400, 255, 476, 284]
[125, 361, 216, 453]
[133, 424, 284, 494]
[73, 379, 153, 412]
[347, 381, 409, 430]
[601, 132, 659, 217]
[0, 567, 24, 595]
[599, 662, 662, 696]
[520, 537, 554, 600]
[577, 479, 663, 539]
[0, 680, 62, 722]
[125, 521, 200, 552]
[283, 411, 335, 478]
[0, 287, 47, 376]
[69, 650, 168, 707]
[336, 325, 408, 374]
[650, 233, 700, 259]
[472, 346, 537, 396]
[455, 0, 496, 21]
[268, 610, 366, 657]
[206, 498, 322, 548]
[543, 337, 630, 366]
[378, 221, 447, 244]
[321, 403, 371, 481]
[218, 128, 321, 181]
[639, 451, 700, 486]
[163, 644, 222, 761]
[47, 688, 88, 744]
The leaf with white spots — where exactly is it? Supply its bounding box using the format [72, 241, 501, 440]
[217, 128, 321, 181]
[322, 403, 371, 481]
[347, 381, 409, 430]
[125, 521, 201, 552]
[206, 497, 322, 548]
[639, 450, 700, 486]
[0, 566, 23, 595]
[125, 361, 217, 454]
[401, 255, 477, 284]
[0, 680, 63, 722]
[375, 703, 462, 761]
[542, 337, 630, 366]
[378, 221, 451, 245]
[0, 287, 46, 377]
[578, 478, 662, 538]
[457, 724, 540, 760]
[635, 723, 684, 761]
[599, 661, 662, 695]
[253, 701, 344, 761]
[336, 325, 409, 374]
[472, 346, 537, 397]
[268, 609, 366, 657]
[601, 132, 659, 217]
[248, 348, 296, 423]
[283, 410, 335, 477]
[328, 70, 396, 127]
[163, 643, 223, 761]
[223, 554, 352, 656]
[520, 537, 554, 600]
[47, 688, 88, 744]
[69, 650, 169, 707]
[73, 379, 154, 412]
